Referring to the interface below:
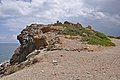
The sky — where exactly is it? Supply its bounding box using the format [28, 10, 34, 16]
[0, 0, 120, 43]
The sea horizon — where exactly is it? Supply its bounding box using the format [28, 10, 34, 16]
[0, 43, 19, 64]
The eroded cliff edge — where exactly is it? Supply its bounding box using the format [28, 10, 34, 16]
[0, 21, 115, 77]
[10, 21, 84, 65]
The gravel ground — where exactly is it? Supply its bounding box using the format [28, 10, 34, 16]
[1, 39, 120, 80]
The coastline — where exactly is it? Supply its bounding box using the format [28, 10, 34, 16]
[1, 39, 120, 80]
[0, 43, 18, 64]
[0, 22, 119, 79]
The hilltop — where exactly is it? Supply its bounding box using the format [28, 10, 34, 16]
[0, 21, 117, 79]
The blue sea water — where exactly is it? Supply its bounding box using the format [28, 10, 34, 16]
[0, 43, 19, 64]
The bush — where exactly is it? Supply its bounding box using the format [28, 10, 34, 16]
[62, 27, 80, 36]
[95, 31, 108, 39]
[86, 36, 115, 46]
[61, 23, 115, 46]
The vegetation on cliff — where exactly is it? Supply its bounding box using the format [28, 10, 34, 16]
[54, 21, 115, 46]
[0, 21, 116, 78]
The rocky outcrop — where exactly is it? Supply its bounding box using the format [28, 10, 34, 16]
[64, 21, 82, 28]
[86, 25, 92, 30]
[9, 21, 93, 65]
[1, 21, 106, 78]
[10, 25, 43, 65]
[10, 23, 62, 65]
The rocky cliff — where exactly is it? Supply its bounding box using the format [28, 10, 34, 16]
[10, 23, 63, 65]
[10, 21, 86, 65]
[0, 21, 115, 77]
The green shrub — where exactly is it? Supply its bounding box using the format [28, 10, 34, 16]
[62, 24, 91, 36]
[61, 24, 115, 46]
[62, 27, 80, 36]
[86, 36, 115, 46]
[95, 31, 108, 39]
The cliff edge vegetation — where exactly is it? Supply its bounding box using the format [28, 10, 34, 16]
[0, 21, 115, 78]
[56, 21, 115, 46]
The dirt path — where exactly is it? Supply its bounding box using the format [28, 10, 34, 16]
[1, 39, 120, 80]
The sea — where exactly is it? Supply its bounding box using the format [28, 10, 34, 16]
[0, 43, 19, 64]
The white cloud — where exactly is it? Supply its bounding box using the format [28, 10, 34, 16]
[0, 0, 119, 24]
[0, 34, 6, 40]
[0, 0, 120, 33]
[11, 34, 17, 41]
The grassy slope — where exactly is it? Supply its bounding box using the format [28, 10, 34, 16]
[59, 24, 115, 46]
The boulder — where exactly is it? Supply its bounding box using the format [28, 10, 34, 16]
[86, 25, 92, 30]
[76, 23, 82, 28]
[64, 21, 71, 25]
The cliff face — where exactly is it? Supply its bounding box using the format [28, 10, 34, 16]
[9, 21, 85, 65]
[10, 23, 62, 65]
[0, 21, 115, 77]
[10, 21, 115, 65]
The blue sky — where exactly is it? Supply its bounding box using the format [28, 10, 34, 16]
[0, 0, 120, 43]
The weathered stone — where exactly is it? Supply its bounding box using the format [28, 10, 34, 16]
[10, 21, 82, 65]
[86, 25, 92, 30]
[10, 45, 35, 65]
[64, 21, 71, 25]
[76, 23, 82, 28]
[41, 27, 51, 33]
[52, 60, 58, 65]
[0, 67, 4, 71]
[26, 50, 40, 60]
[10, 23, 62, 65]
[33, 35, 48, 50]
[10, 25, 44, 64]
